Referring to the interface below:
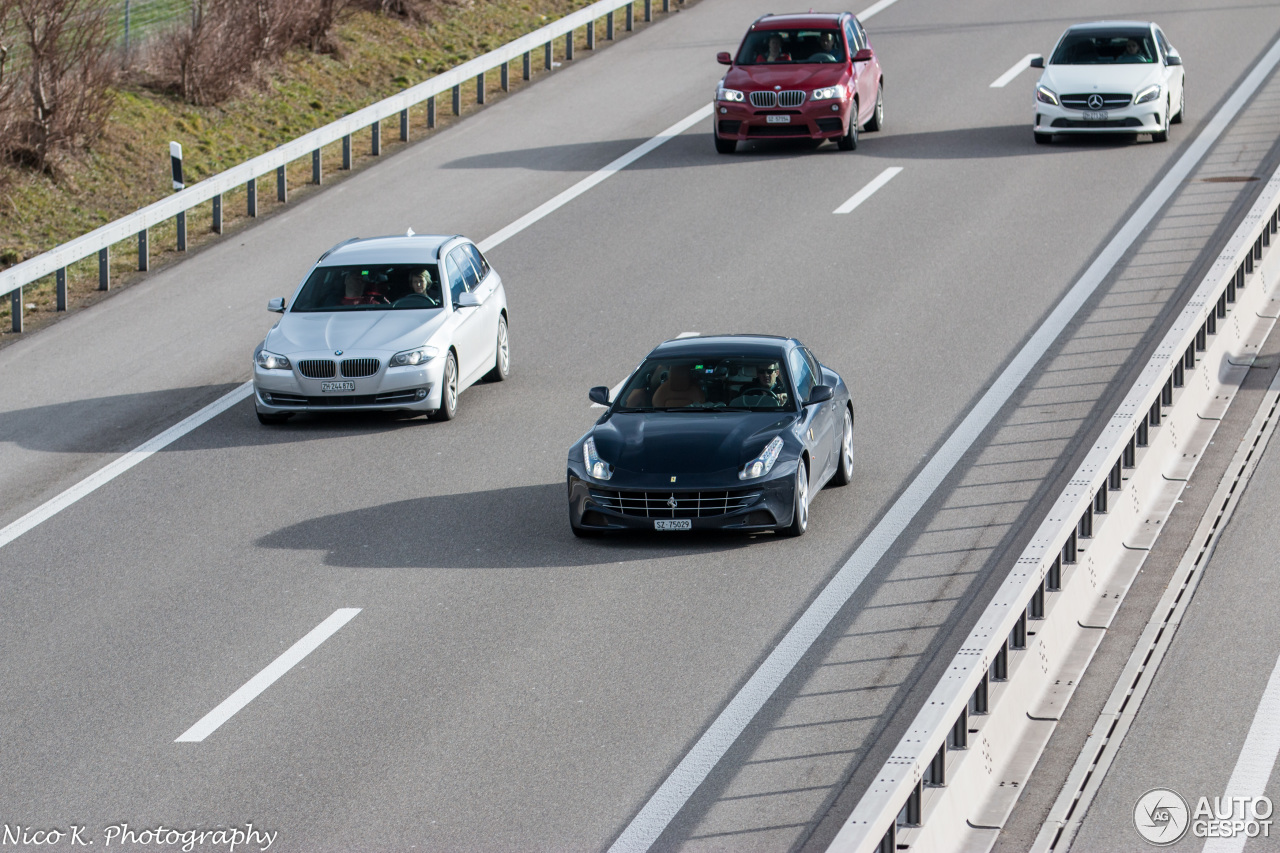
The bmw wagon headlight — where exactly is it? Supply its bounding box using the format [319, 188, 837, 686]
[390, 346, 439, 367]
[1035, 85, 1059, 106]
[583, 437, 613, 481]
[812, 85, 844, 100]
[717, 87, 745, 102]
[255, 349, 291, 370]
[1134, 84, 1161, 105]
[740, 436, 783, 480]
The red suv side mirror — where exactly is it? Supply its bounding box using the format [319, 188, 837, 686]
[853, 48, 873, 62]
[717, 51, 733, 65]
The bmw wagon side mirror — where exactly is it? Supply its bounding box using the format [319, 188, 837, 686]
[589, 386, 611, 406]
[853, 48, 873, 62]
[717, 51, 732, 65]
[1166, 54, 1182, 66]
[267, 297, 285, 313]
[1029, 56, 1044, 69]
[455, 291, 481, 309]
[807, 385, 834, 405]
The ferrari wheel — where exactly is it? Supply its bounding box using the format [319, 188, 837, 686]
[782, 459, 810, 537]
[832, 408, 854, 486]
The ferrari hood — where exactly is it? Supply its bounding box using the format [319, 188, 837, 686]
[269, 309, 446, 354]
[592, 412, 796, 475]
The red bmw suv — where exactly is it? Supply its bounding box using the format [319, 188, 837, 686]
[714, 12, 884, 153]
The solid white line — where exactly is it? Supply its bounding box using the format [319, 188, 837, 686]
[606, 32, 1280, 853]
[834, 167, 902, 214]
[857, 0, 901, 19]
[990, 53, 1038, 88]
[478, 106, 712, 253]
[1201, 653, 1280, 853]
[175, 608, 361, 742]
[0, 382, 253, 550]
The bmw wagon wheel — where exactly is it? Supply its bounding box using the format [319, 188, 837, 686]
[833, 408, 854, 487]
[485, 315, 510, 382]
[838, 99, 859, 150]
[865, 85, 884, 132]
[1152, 99, 1170, 143]
[782, 459, 809, 537]
[432, 351, 459, 421]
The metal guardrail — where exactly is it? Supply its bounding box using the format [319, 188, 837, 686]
[2, 0, 673, 331]
[827, 165, 1280, 853]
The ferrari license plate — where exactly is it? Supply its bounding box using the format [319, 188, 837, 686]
[321, 381, 355, 392]
[654, 519, 692, 531]
[1081, 110, 1109, 121]
[766, 114, 791, 124]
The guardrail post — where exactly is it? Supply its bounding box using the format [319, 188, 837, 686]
[1197, 320, 1209, 348]
[477, 73, 485, 105]
[1094, 484, 1108, 514]
[1137, 417, 1148, 448]
[626, 3, 633, 30]
[1184, 343, 1196, 371]
[1173, 359, 1184, 388]
[1109, 459, 1122, 490]
[428, 96, 436, 129]
[1246, 250, 1255, 274]
[1049, 555, 1062, 590]
[644, 0, 651, 22]
[98, 247, 110, 291]
[565, 30, 574, 60]
[1237, 264, 1246, 293]
[56, 268, 66, 312]
[1012, 610, 1027, 650]
[545, 41, 552, 70]
[1148, 399, 1161, 429]
[138, 229, 149, 270]
[501, 62, 509, 92]
[992, 640, 1008, 681]
[452, 84, 461, 115]
[927, 742, 946, 786]
[587, 19, 595, 49]
[1217, 292, 1228, 320]
[247, 179, 257, 217]
[400, 109, 409, 141]
[372, 121, 381, 155]
[1079, 508, 1092, 539]
[1257, 236, 1266, 259]
[1030, 578, 1045, 619]
[663, 0, 670, 12]
[523, 51, 531, 79]
[176, 212, 187, 251]
[949, 707, 969, 749]
[877, 823, 896, 853]
[970, 672, 989, 714]
[213, 193, 223, 232]
[276, 166, 287, 202]
[1063, 530, 1076, 566]
[342, 134, 352, 169]
[312, 151, 321, 185]
[1162, 377, 1173, 406]
[11, 286, 21, 332]
[903, 780, 922, 826]
[607, 10, 614, 39]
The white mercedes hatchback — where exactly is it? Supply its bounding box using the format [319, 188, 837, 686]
[1031, 21, 1185, 144]
[253, 232, 509, 424]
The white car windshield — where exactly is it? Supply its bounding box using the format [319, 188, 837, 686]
[615, 356, 797, 412]
[1051, 30, 1157, 65]
[737, 29, 845, 65]
[292, 263, 444, 311]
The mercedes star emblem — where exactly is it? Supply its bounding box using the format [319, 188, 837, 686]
[1087, 94, 1104, 110]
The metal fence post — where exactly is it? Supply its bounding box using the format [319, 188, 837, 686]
[607, 10, 614, 39]
[276, 165, 287, 202]
[312, 150, 321, 185]
[371, 121, 381, 155]
[56, 268, 66, 312]
[566, 30, 574, 61]
[427, 96, 436, 128]
[212, 193, 223, 233]
[98, 247, 110, 291]
[138, 229, 149, 270]
[626, 3, 633, 30]
[247, 179, 257, 217]
[545, 41, 553, 70]
[587, 19, 595, 49]
[663, 0, 669, 12]
[523, 51, 531, 79]
[342, 134, 352, 169]
[400, 109, 409, 141]
[10, 286, 21, 332]
[644, 0, 652, 21]
[452, 84, 461, 115]
[176, 212, 186, 251]
[501, 62, 509, 91]
[477, 73, 485, 105]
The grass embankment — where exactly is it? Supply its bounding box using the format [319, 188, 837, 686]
[0, 0, 677, 342]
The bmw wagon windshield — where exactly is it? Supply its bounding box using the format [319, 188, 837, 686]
[614, 357, 797, 412]
[291, 264, 444, 312]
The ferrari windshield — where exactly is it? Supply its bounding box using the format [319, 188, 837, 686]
[615, 356, 796, 412]
[1051, 29, 1157, 64]
[291, 263, 444, 312]
[737, 29, 845, 65]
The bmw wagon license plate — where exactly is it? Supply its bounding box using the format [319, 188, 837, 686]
[654, 519, 692, 531]
[1081, 110, 1109, 121]
[321, 381, 355, 392]
[766, 115, 791, 124]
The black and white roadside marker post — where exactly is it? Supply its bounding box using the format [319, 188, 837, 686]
[170, 141, 187, 251]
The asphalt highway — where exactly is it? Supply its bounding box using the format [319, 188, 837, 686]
[3, 0, 1280, 850]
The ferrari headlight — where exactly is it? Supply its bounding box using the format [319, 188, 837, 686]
[255, 349, 291, 370]
[811, 85, 844, 100]
[1134, 84, 1161, 105]
[390, 345, 439, 367]
[583, 437, 614, 481]
[1035, 85, 1059, 106]
[740, 436, 783, 480]
[717, 87, 745, 103]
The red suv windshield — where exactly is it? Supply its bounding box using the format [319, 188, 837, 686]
[737, 29, 845, 65]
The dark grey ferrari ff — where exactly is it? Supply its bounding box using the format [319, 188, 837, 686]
[567, 335, 854, 537]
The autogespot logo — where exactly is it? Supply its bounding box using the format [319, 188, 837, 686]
[1135, 788, 1190, 845]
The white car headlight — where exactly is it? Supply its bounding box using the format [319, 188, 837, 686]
[1134, 84, 1161, 105]
[717, 87, 745, 103]
[1035, 85, 1059, 106]
[583, 437, 613, 481]
[740, 436, 784, 480]
[811, 85, 845, 100]
[255, 349, 291, 370]
[390, 346, 439, 367]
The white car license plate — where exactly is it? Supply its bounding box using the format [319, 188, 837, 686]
[766, 115, 791, 124]
[654, 519, 692, 531]
[1081, 110, 1109, 121]
[321, 381, 355, 392]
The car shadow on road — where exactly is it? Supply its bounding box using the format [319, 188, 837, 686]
[256, 483, 759, 569]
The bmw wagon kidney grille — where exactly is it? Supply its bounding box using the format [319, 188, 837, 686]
[589, 489, 761, 519]
[1060, 93, 1133, 110]
[341, 358, 381, 378]
[298, 359, 337, 378]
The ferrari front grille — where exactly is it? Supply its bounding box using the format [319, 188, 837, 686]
[588, 489, 762, 519]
